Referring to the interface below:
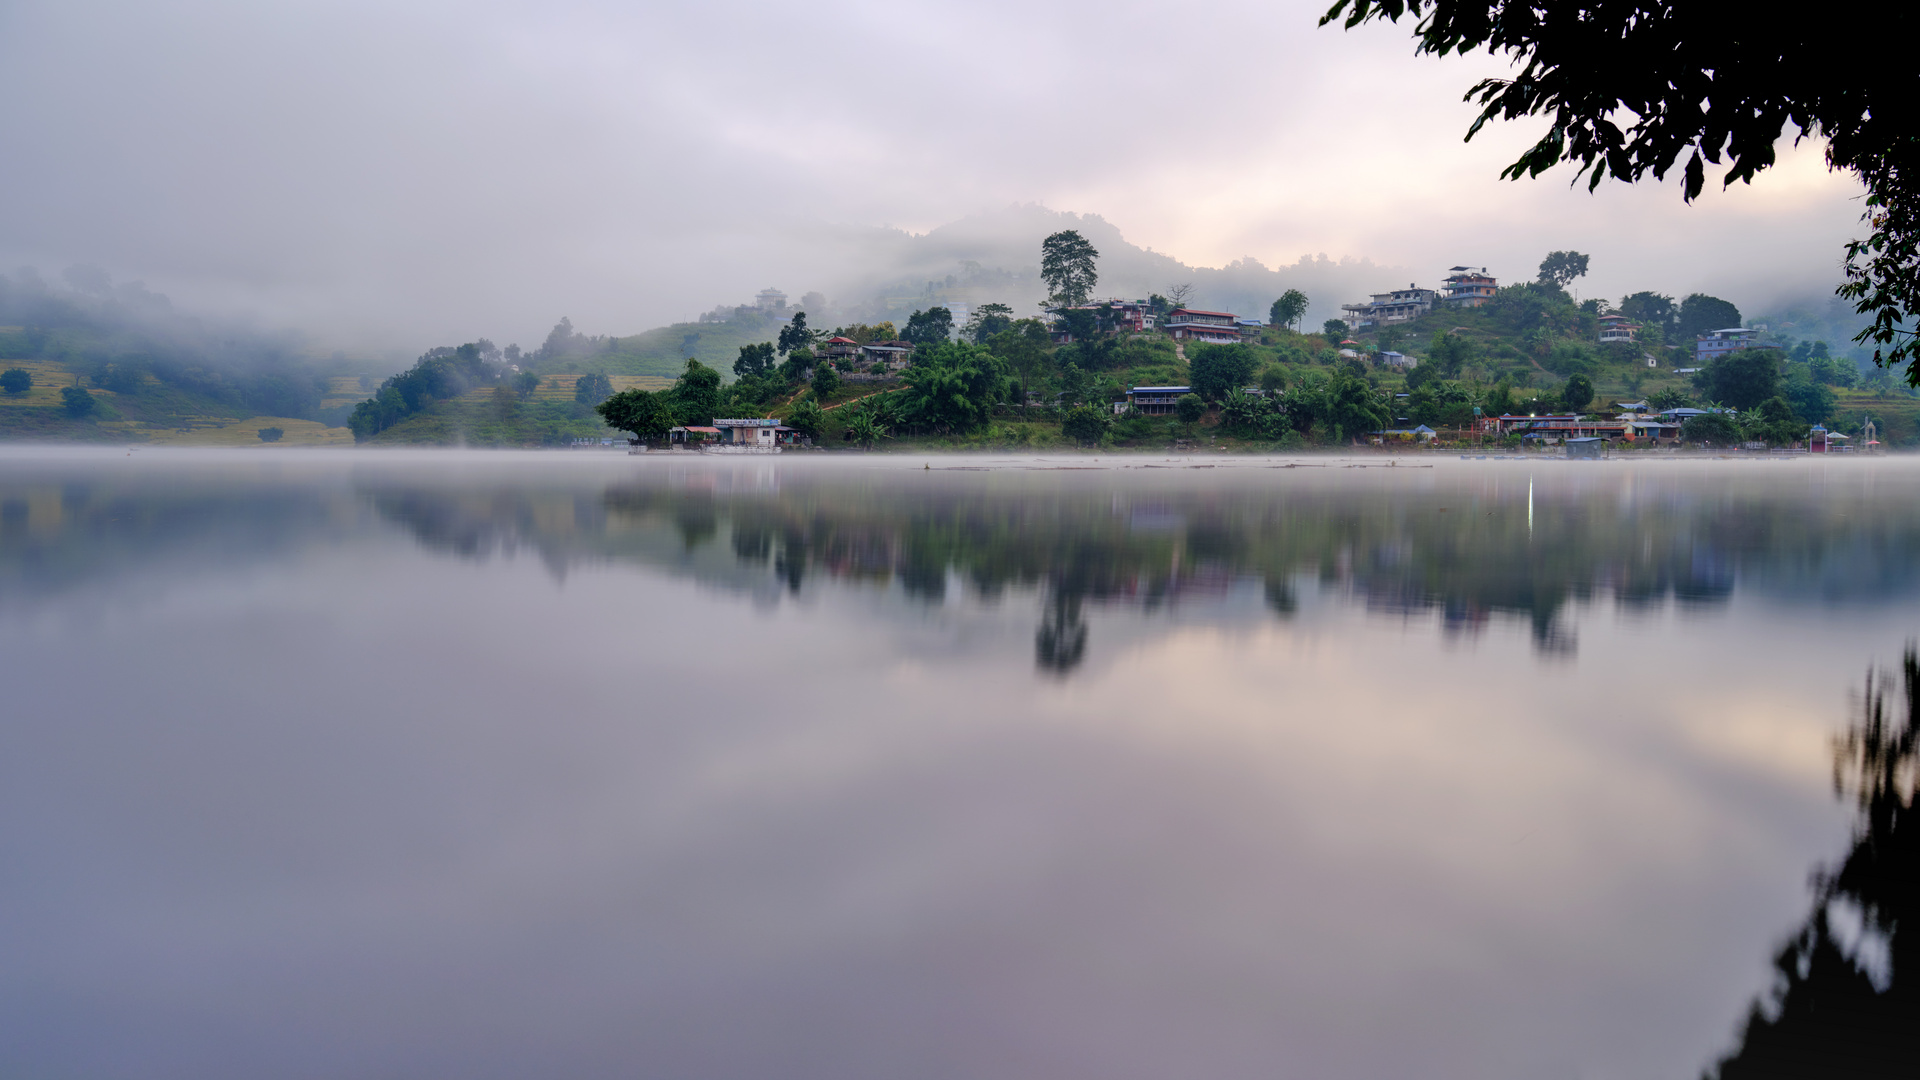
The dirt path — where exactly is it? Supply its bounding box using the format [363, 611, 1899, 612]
[1174, 342, 1187, 364]
[823, 388, 892, 412]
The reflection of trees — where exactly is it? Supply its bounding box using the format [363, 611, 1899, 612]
[1705, 648, 1918, 1078]
[1035, 595, 1087, 675]
[339, 471, 1920, 673]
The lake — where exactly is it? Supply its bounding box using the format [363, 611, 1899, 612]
[2, 447, 1913, 1079]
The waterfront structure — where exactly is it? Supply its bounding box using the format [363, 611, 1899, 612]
[713, 418, 782, 448]
[1123, 386, 1193, 415]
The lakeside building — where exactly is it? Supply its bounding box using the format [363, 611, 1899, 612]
[1122, 386, 1192, 415]
[1163, 309, 1242, 344]
[1441, 267, 1498, 307]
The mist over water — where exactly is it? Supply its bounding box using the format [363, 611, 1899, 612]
[2, 448, 1914, 1078]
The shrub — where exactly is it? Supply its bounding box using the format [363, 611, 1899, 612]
[60, 386, 96, 417]
[257, 427, 284, 442]
[0, 368, 30, 395]
[1061, 405, 1111, 446]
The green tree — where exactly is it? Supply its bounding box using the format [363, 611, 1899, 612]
[0, 368, 29, 395]
[902, 307, 954, 346]
[1618, 292, 1678, 340]
[1561, 372, 1594, 412]
[898, 342, 1008, 434]
[574, 372, 614, 406]
[990, 319, 1052, 411]
[1040, 230, 1100, 307]
[596, 387, 676, 443]
[786, 398, 825, 440]
[1648, 386, 1695, 410]
[1061, 405, 1111, 446]
[513, 370, 541, 396]
[1536, 251, 1590, 287]
[1427, 330, 1477, 376]
[1676, 294, 1743, 341]
[811, 362, 841, 401]
[257, 426, 284, 442]
[1325, 373, 1391, 442]
[1681, 411, 1741, 446]
[668, 359, 723, 426]
[1322, 318, 1349, 342]
[1783, 370, 1837, 423]
[1319, 0, 1920, 381]
[965, 302, 1015, 343]
[776, 312, 815, 356]
[1269, 289, 1309, 332]
[1258, 364, 1289, 393]
[1697, 348, 1781, 411]
[60, 385, 95, 417]
[735, 342, 776, 378]
[1175, 393, 1207, 424]
[1483, 379, 1516, 417]
[1188, 343, 1259, 401]
[1748, 395, 1807, 445]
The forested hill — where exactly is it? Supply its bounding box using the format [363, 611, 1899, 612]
[0, 268, 371, 442]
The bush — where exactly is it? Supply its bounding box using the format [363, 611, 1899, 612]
[1175, 393, 1207, 424]
[257, 426, 284, 442]
[0, 368, 30, 395]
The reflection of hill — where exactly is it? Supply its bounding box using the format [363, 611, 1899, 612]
[358, 466, 1920, 665]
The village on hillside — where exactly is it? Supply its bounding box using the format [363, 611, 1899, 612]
[0, 238, 1910, 452]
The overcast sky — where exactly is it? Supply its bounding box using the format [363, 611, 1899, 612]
[0, 0, 1865, 354]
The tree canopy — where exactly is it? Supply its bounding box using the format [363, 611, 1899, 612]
[1676, 294, 1742, 341]
[734, 342, 776, 379]
[1536, 251, 1589, 287]
[1041, 231, 1100, 308]
[902, 307, 954, 346]
[898, 342, 1007, 434]
[776, 312, 815, 356]
[596, 387, 675, 443]
[1269, 289, 1309, 331]
[1320, 0, 1920, 381]
[1696, 348, 1781, 411]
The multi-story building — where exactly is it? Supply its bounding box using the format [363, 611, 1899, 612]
[1597, 314, 1639, 343]
[1162, 309, 1242, 344]
[1441, 267, 1497, 307]
[755, 288, 788, 311]
[1122, 386, 1192, 415]
[1341, 285, 1438, 327]
[1694, 327, 1779, 362]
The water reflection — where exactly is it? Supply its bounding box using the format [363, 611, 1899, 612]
[1707, 648, 1919, 1078]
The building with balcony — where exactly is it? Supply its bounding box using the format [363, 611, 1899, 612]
[1694, 328, 1780, 363]
[1441, 267, 1497, 308]
[1122, 386, 1192, 415]
[1162, 309, 1242, 344]
[1341, 285, 1438, 327]
[1597, 314, 1640, 343]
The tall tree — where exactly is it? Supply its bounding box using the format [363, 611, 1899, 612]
[734, 342, 776, 378]
[1041, 231, 1100, 307]
[596, 388, 675, 443]
[902, 307, 954, 346]
[776, 312, 815, 357]
[989, 319, 1052, 411]
[1697, 348, 1780, 411]
[1537, 251, 1590, 287]
[1676, 294, 1743, 341]
[1561, 372, 1594, 412]
[1319, 0, 1920, 382]
[964, 302, 1015, 343]
[1269, 289, 1309, 331]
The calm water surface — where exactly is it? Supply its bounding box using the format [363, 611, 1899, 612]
[2, 447, 1914, 1079]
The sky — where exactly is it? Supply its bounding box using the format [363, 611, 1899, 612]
[0, 0, 1867, 355]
